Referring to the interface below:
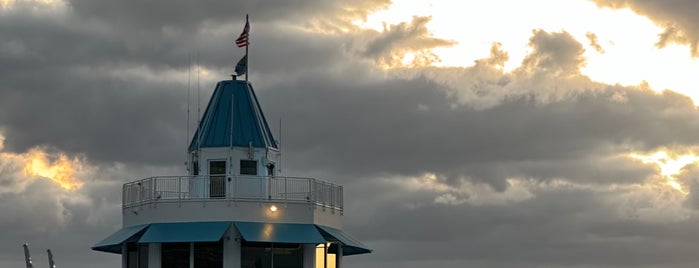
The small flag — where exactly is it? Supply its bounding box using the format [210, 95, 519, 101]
[235, 55, 247, 75]
[236, 20, 249, 47]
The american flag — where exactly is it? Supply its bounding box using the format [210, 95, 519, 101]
[236, 20, 249, 47]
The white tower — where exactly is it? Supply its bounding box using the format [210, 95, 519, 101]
[93, 80, 371, 268]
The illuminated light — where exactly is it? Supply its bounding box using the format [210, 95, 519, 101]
[23, 148, 83, 191]
[269, 205, 278, 212]
[629, 151, 699, 193]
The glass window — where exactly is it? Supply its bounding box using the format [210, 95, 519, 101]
[194, 241, 223, 268]
[241, 242, 302, 268]
[315, 244, 337, 268]
[162, 243, 190, 268]
[240, 160, 257, 175]
[138, 244, 149, 268]
[126, 243, 137, 268]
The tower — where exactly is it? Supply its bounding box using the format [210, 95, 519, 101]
[92, 80, 371, 267]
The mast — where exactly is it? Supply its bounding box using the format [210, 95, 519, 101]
[245, 14, 249, 82]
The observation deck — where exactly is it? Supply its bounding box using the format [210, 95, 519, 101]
[123, 175, 343, 210]
[121, 175, 345, 229]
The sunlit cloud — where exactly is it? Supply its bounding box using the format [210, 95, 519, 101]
[0, 134, 84, 191]
[358, 0, 699, 104]
[0, 0, 66, 10]
[629, 150, 699, 193]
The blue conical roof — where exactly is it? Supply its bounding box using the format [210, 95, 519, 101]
[189, 80, 277, 151]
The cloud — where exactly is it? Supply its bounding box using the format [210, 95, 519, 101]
[4, 1, 699, 267]
[518, 29, 587, 76]
[591, 0, 699, 57]
[586, 32, 606, 53]
[360, 16, 457, 67]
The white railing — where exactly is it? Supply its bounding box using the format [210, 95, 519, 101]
[122, 175, 343, 210]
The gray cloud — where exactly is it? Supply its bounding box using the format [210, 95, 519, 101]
[361, 16, 457, 66]
[591, 0, 699, 57]
[519, 29, 587, 76]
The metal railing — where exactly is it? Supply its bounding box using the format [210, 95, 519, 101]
[122, 175, 343, 210]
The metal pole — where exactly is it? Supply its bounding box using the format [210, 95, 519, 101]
[47, 249, 55, 268]
[245, 14, 249, 82]
[23, 243, 33, 268]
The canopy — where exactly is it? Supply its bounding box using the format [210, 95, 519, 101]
[316, 225, 372, 255]
[139, 221, 231, 243]
[92, 224, 149, 254]
[234, 222, 326, 244]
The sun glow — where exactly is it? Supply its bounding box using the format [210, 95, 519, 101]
[1, 134, 84, 191]
[629, 151, 699, 193]
[359, 0, 699, 103]
[23, 149, 83, 190]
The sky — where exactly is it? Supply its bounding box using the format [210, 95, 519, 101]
[3, 0, 699, 267]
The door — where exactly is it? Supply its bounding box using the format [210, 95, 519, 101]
[209, 160, 226, 198]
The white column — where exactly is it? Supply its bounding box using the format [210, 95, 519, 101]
[223, 228, 241, 268]
[148, 243, 161, 268]
[303, 244, 316, 268]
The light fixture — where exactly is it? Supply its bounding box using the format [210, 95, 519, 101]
[270, 205, 278, 212]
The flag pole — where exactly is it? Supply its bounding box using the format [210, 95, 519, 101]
[245, 14, 249, 83]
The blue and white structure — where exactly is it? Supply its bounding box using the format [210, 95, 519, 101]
[92, 79, 371, 268]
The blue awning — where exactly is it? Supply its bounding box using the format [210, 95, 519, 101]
[316, 225, 372, 256]
[92, 224, 149, 254]
[234, 222, 326, 244]
[139, 221, 231, 243]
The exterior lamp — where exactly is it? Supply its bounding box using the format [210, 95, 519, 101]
[270, 205, 278, 212]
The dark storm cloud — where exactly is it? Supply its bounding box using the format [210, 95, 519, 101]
[591, 0, 699, 57]
[67, 0, 390, 32]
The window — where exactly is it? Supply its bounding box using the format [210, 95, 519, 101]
[315, 244, 337, 268]
[162, 243, 190, 268]
[126, 243, 149, 268]
[126, 243, 137, 268]
[194, 241, 223, 268]
[138, 244, 149, 268]
[241, 242, 303, 268]
[240, 160, 257, 175]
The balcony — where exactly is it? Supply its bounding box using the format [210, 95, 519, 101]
[122, 175, 343, 211]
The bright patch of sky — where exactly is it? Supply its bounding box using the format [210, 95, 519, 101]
[356, 0, 699, 104]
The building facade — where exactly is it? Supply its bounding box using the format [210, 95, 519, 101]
[92, 80, 371, 268]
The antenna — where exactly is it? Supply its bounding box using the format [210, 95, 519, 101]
[229, 94, 235, 176]
[278, 118, 282, 174]
[186, 53, 192, 171]
[196, 48, 202, 175]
